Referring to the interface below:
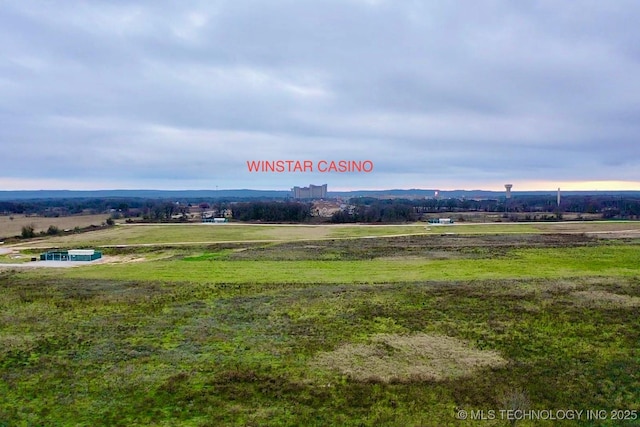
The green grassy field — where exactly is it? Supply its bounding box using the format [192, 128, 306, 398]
[1, 224, 640, 426]
[18, 244, 639, 285]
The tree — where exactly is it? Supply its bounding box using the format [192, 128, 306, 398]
[21, 224, 36, 238]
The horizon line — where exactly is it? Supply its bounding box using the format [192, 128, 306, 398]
[1, 188, 639, 193]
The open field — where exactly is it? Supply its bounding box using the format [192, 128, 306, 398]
[1, 223, 640, 426]
[8, 223, 335, 249]
[0, 214, 110, 240]
[13, 241, 639, 284]
[7, 220, 640, 250]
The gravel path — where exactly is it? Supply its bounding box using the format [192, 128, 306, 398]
[0, 258, 106, 268]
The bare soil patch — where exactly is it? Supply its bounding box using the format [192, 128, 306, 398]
[310, 333, 506, 383]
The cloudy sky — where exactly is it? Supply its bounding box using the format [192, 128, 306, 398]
[1, 1, 639, 191]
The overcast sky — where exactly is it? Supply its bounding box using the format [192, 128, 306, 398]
[1, 1, 639, 191]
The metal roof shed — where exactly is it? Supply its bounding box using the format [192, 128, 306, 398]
[40, 249, 102, 261]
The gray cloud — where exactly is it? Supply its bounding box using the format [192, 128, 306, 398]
[1, 0, 639, 190]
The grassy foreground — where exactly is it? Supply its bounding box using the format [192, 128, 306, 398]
[1, 231, 639, 426]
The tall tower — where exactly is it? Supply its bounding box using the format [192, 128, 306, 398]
[557, 188, 561, 206]
[504, 184, 513, 199]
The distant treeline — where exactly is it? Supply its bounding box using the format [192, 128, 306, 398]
[0, 197, 268, 218]
[231, 201, 312, 222]
[0, 198, 159, 216]
[331, 199, 418, 223]
[1, 195, 639, 222]
[330, 196, 640, 222]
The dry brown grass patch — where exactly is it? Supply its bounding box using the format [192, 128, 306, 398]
[0, 334, 39, 355]
[0, 214, 109, 239]
[102, 255, 147, 264]
[571, 290, 640, 308]
[310, 333, 506, 383]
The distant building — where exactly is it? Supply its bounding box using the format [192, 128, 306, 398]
[505, 184, 513, 199]
[202, 217, 228, 223]
[40, 249, 102, 261]
[428, 218, 454, 224]
[292, 184, 327, 199]
[201, 209, 233, 219]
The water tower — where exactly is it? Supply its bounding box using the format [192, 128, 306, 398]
[504, 184, 513, 199]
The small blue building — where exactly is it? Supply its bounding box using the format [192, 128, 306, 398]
[40, 249, 102, 261]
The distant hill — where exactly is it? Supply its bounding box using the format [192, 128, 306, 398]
[0, 189, 291, 200]
[0, 188, 639, 201]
